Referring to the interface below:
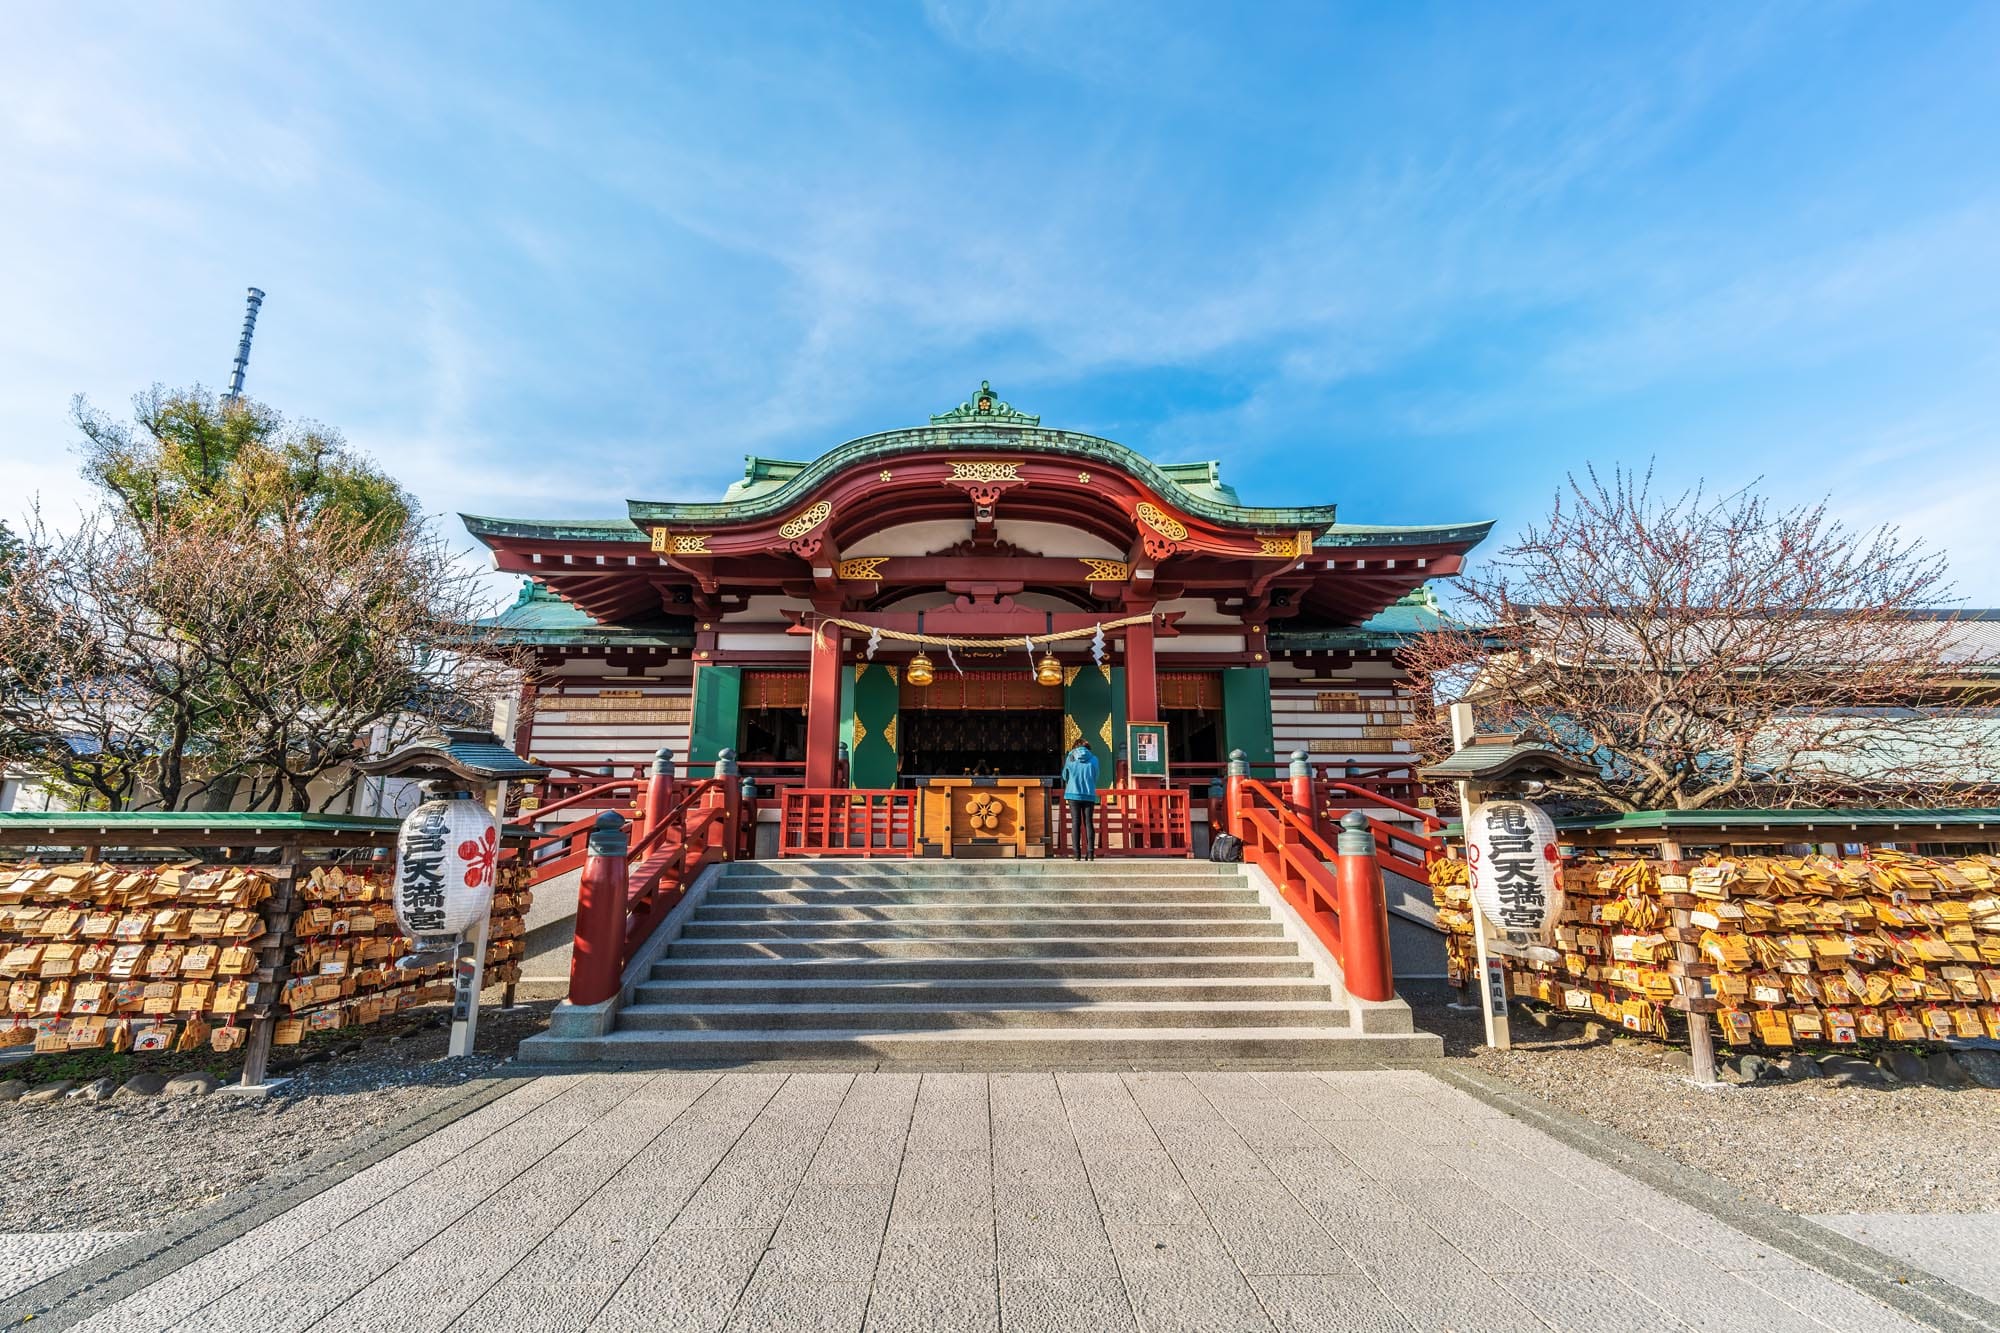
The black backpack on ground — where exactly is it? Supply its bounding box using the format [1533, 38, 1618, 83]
[1208, 833, 1243, 863]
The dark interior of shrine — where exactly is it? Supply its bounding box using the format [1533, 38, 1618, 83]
[738, 708, 808, 764]
[899, 707, 1064, 777]
[1162, 707, 1222, 766]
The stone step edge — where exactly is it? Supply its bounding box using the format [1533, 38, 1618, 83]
[620, 1000, 1345, 1018]
[633, 977, 1328, 993]
[653, 953, 1315, 968]
[586, 1026, 1440, 1046]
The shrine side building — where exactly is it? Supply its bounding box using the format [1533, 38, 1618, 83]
[467, 384, 1491, 844]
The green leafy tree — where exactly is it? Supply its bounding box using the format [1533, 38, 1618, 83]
[73, 385, 410, 538]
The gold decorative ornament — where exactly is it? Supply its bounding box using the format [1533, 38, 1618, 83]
[881, 716, 897, 750]
[949, 461, 1022, 483]
[1062, 665, 1082, 687]
[1063, 715, 1083, 751]
[653, 530, 710, 554]
[907, 652, 935, 686]
[1255, 529, 1315, 558]
[835, 556, 889, 581]
[1134, 502, 1188, 542]
[778, 501, 832, 541]
[1035, 653, 1063, 687]
[1099, 716, 1114, 748]
[1077, 471, 1091, 484]
[851, 718, 867, 748]
[1077, 558, 1130, 582]
[879, 470, 893, 481]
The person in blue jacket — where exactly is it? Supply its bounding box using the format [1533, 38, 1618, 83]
[1060, 740, 1100, 861]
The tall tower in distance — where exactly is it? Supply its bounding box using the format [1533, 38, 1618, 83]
[225, 287, 266, 400]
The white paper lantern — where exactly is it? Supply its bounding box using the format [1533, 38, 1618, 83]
[1464, 798, 1562, 941]
[393, 797, 500, 942]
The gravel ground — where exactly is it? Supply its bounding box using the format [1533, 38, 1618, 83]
[0, 1000, 553, 1234]
[1409, 983, 2000, 1216]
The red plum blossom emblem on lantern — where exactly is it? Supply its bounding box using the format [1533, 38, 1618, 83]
[459, 826, 498, 888]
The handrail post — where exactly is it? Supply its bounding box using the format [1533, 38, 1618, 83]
[570, 812, 629, 1007]
[1225, 749, 1248, 840]
[641, 747, 675, 842]
[714, 748, 739, 858]
[1287, 750, 1314, 830]
[738, 775, 757, 860]
[1333, 812, 1395, 1002]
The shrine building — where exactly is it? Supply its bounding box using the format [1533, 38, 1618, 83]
[468, 382, 1491, 857]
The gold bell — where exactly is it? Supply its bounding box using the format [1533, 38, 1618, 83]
[1035, 652, 1062, 687]
[907, 651, 935, 686]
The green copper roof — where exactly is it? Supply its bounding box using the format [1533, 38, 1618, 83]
[625, 424, 1355, 530]
[0, 811, 532, 847]
[460, 514, 650, 543]
[462, 384, 1491, 547]
[475, 580, 693, 647]
[1270, 587, 1466, 650]
[1440, 807, 2000, 838]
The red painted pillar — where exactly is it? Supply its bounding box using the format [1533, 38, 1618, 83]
[1123, 615, 1158, 791]
[570, 811, 629, 1007]
[805, 621, 842, 789]
[1332, 811, 1396, 1002]
[1123, 616, 1158, 724]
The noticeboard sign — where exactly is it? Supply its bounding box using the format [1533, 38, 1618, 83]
[1127, 722, 1171, 781]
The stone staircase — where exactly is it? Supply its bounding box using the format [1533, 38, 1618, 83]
[527, 859, 1441, 1064]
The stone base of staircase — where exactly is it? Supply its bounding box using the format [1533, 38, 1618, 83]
[520, 859, 1442, 1067]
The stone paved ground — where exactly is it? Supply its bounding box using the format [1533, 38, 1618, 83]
[1815, 1214, 2000, 1308]
[41, 1069, 1975, 1332]
[0, 1232, 135, 1301]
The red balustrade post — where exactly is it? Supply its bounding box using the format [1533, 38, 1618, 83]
[640, 746, 675, 842]
[570, 811, 629, 1007]
[738, 776, 758, 860]
[1287, 750, 1315, 832]
[1225, 748, 1248, 841]
[1332, 811, 1396, 1002]
[711, 748, 739, 858]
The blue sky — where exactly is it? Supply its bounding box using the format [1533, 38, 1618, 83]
[4, 2, 1998, 602]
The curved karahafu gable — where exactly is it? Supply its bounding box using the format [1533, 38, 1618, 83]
[459, 382, 1493, 629]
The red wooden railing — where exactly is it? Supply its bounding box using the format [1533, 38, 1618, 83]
[1178, 759, 1424, 808]
[571, 775, 742, 1006]
[779, 789, 917, 857]
[505, 778, 643, 884]
[1312, 776, 1443, 883]
[1229, 775, 1396, 1001]
[1053, 789, 1191, 857]
[519, 761, 649, 815]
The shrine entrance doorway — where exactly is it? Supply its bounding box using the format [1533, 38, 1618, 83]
[898, 705, 1063, 778]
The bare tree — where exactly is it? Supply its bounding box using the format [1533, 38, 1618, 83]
[1403, 467, 1997, 812]
[0, 388, 527, 812]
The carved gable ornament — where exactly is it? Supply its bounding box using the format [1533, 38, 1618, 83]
[930, 379, 1041, 427]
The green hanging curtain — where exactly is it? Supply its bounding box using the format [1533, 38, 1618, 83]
[1062, 663, 1124, 778]
[849, 663, 901, 788]
[1220, 666, 1275, 773]
[687, 665, 742, 769]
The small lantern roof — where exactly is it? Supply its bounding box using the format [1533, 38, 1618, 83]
[354, 728, 550, 785]
[1418, 732, 1595, 784]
